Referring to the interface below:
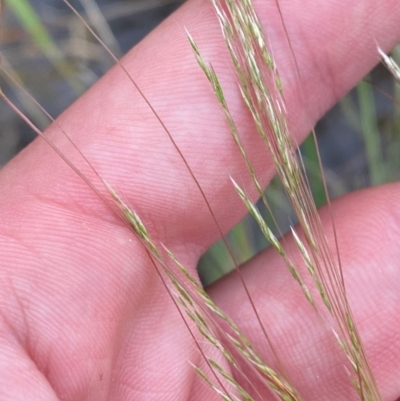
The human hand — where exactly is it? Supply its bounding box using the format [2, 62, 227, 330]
[0, 0, 399, 400]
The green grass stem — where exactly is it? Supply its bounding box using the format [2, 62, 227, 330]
[357, 78, 385, 185]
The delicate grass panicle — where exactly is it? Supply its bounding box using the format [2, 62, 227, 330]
[187, 1, 384, 400]
[0, 1, 399, 401]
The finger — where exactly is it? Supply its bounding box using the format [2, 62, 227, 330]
[208, 183, 400, 401]
[0, 335, 60, 400]
[1, 0, 399, 261]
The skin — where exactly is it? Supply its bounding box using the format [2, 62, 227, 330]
[0, 0, 399, 399]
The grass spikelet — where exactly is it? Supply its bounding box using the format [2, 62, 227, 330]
[230, 177, 314, 307]
[1, 2, 393, 401]
[106, 185, 243, 400]
[188, 31, 263, 198]
[290, 226, 329, 310]
[107, 185, 161, 257]
[193, 364, 241, 401]
[163, 245, 305, 401]
[106, 182, 305, 401]
[191, 1, 384, 400]
[112, 189, 302, 400]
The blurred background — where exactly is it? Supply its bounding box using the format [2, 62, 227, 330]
[0, 0, 399, 285]
[0, 0, 184, 163]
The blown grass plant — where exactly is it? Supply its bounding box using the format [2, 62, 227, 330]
[0, 1, 399, 400]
